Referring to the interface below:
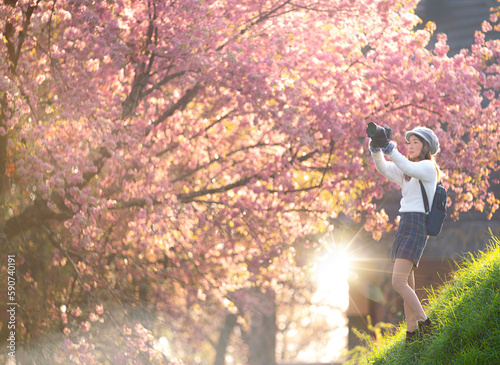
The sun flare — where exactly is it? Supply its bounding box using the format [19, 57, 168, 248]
[314, 248, 351, 310]
[295, 245, 352, 362]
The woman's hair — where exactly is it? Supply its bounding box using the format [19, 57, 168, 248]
[405, 134, 440, 181]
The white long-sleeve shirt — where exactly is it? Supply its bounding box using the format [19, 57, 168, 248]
[371, 148, 437, 213]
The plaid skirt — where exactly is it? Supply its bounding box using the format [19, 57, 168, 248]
[391, 212, 428, 268]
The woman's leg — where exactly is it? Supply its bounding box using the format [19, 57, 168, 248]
[404, 269, 418, 332]
[392, 259, 427, 326]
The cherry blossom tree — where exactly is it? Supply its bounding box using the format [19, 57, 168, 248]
[0, 0, 499, 363]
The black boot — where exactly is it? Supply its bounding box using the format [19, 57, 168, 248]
[406, 330, 418, 344]
[418, 318, 432, 336]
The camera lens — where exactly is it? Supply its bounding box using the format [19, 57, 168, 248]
[366, 122, 378, 138]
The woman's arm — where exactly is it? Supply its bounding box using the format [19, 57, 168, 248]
[371, 149, 404, 185]
[389, 149, 436, 182]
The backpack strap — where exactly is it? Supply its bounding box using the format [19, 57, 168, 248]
[419, 180, 430, 214]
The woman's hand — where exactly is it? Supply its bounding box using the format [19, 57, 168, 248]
[382, 141, 396, 155]
[369, 139, 382, 153]
[371, 131, 390, 148]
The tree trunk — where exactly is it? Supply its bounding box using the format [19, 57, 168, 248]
[246, 288, 276, 365]
[213, 313, 238, 365]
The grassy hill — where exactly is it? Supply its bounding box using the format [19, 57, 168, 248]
[348, 231, 500, 365]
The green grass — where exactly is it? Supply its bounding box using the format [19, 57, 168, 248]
[348, 231, 500, 365]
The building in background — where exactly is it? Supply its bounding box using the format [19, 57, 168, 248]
[417, 0, 499, 55]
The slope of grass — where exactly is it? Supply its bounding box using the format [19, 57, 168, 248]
[348, 232, 500, 365]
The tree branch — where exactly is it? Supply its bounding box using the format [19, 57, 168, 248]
[1, 198, 72, 242]
[147, 82, 202, 134]
[177, 174, 258, 203]
[216, 0, 293, 52]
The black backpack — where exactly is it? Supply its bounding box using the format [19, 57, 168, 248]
[419, 180, 447, 236]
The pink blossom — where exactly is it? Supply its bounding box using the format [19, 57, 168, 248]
[482, 20, 493, 33]
[73, 307, 82, 317]
[484, 89, 495, 100]
[95, 304, 104, 315]
[36, 74, 46, 85]
[59, 9, 72, 22]
[80, 321, 91, 332]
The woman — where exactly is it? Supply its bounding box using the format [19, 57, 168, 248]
[368, 126, 440, 343]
